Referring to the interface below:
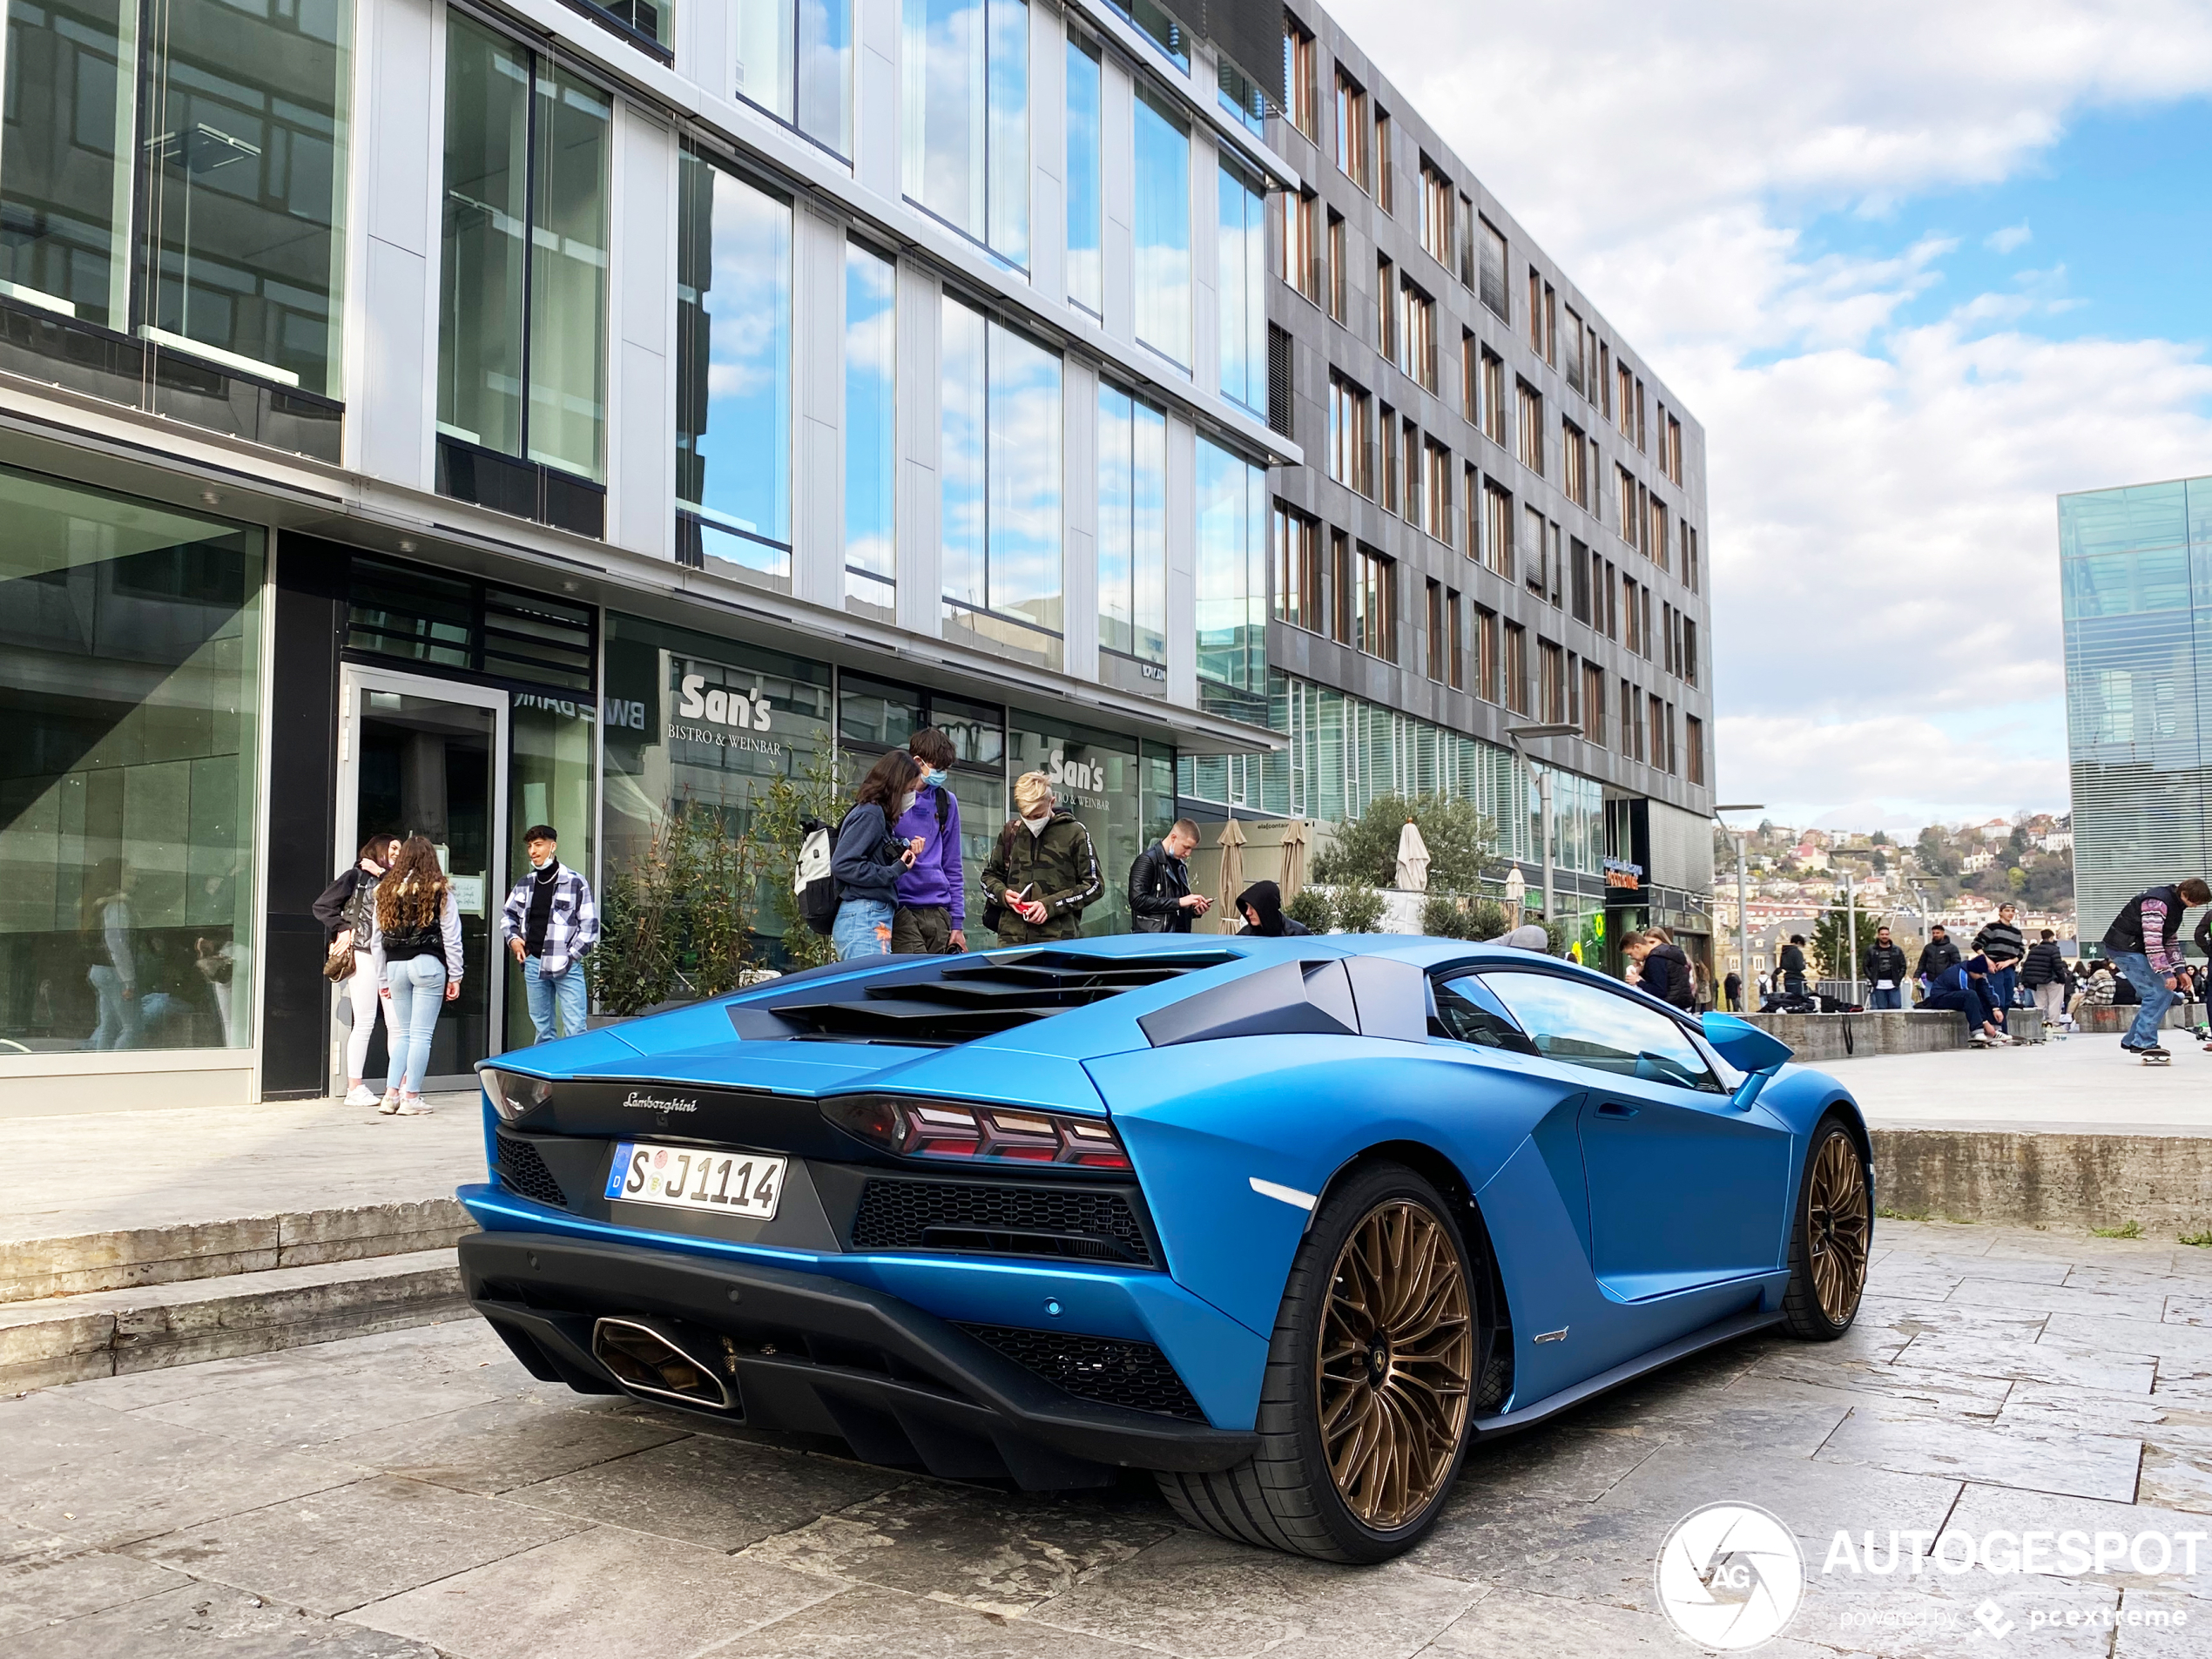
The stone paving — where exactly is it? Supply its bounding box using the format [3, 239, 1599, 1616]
[7, 1219, 2212, 1656]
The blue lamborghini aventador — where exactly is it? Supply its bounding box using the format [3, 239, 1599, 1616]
[458, 935, 1872, 1562]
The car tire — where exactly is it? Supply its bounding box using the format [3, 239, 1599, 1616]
[1155, 1161, 1483, 1563]
[1779, 1113, 1872, 1340]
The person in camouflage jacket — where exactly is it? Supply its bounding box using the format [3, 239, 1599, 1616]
[981, 772, 1103, 945]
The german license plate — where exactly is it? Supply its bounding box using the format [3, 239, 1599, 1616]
[605, 1142, 786, 1220]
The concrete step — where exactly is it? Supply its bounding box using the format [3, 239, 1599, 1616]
[0, 1198, 474, 1305]
[1874, 1126, 2212, 1235]
[0, 1248, 469, 1393]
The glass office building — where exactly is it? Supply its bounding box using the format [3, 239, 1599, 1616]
[0, 0, 1710, 1107]
[2059, 475, 2212, 948]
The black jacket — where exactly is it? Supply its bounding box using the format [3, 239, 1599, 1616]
[1777, 943, 1807, 981]
[1915, 938, 1960, 979]
[2106, 884, 2189, 964]
[1642, 943, 1696, 1010]
[1127, 840, 1195, 934]
[1862, 941, 1908, 983]
[2020, 939, 2068, 987]
[312, 867, 381, 941]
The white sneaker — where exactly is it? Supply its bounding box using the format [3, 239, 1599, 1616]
[392, 1096, 434, 1116]
[345, 1083, 379, 1107]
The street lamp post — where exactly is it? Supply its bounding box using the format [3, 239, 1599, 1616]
[1715, 804, 1764, 1012]
[1507, 723, 1581, 937]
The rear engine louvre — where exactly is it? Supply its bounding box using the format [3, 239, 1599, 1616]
[735, 947, 1239, 1045]
[496, 1131, 568, 1207]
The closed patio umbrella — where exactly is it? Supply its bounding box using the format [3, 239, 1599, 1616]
[1504, 865, 1526, 926]
[1216, 818, 1246, 933]
[1278, 818, 1310, 902]
[1395, 819, 1431, 893]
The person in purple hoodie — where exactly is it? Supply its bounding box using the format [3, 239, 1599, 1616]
[890, 726, 966, 954]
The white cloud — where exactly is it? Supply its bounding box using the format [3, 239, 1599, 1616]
[1986, 221, 2034, 253]
[1328, 0, 2212, 826]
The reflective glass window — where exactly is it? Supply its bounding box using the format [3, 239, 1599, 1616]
[675, 146, 792, 576]
[732, 0, 852, 157]
[845, 239, 896, 612]
[1132, 86, 1189, 368]
[901, 0, 1027, 264]
[1480, 970, 1721, 1093]
[1097, 382, 1166, 664]
[1064, 36, 1102, 314]
[1196, 436, 1266, 707]
[941, 293, 1062, 664]
[0, 465, 263, 1053]
[1218, 159, 1266, 413]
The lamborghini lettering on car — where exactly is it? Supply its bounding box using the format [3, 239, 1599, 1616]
[459, 936, 1871, 1561]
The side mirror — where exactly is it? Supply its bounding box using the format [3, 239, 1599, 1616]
[1701, 1012, 1793, 1076]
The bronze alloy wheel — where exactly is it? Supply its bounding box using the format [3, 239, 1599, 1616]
[1806, 1130, 1871, 1324]
[1316, 1199, 1474, 1530]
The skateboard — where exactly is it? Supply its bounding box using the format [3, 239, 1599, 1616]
[2140, 1050, 2174, 1066]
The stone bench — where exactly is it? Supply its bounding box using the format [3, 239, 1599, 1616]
[1736, 1008, 2045, 1062]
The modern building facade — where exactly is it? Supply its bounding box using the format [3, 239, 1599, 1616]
[2059, 474, 2212, 948]
[0, 0, 1710, 1109]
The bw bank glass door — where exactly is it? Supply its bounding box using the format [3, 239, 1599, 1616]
[334, 669, 507, 1091]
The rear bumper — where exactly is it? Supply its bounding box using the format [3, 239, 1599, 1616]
[459, 1229, 1259, 1488]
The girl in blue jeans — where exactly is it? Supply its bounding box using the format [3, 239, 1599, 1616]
[369, 834, 464, 1114]
[831, 750, 922, 960]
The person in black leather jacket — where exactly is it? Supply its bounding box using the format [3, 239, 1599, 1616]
[1128, 821, 1211, 933]
[1862, 927, 1909, 1009]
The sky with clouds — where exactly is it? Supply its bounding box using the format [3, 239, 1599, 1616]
[1326, 0, 2212, 833]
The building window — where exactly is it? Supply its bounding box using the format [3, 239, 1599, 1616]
[1197, 439, 1268, 709]
[0, 467, 264, 1054]
[1620, 680, 1638, 759]
[1420, 162, 1452, 266]
[1267, 323, 1292, 437]
[1402, 416, 1420, 528]
[441, 17, 610, 491]
[1683, 522, 1700, 592]
[1333, 67, 1366, 189]
[1373, 110, 1393, 212]
[1355, 545, 1395, 660]
[1563, 305, 1585, 395]
[677, 147, 790, 575]
[1375, 254, 1395, 361]
[845, 240, 896, 612]
[1283, 17, 1316, 138]
[1649, 696, 1669, 772]
[1616, 464, 1638, 552]
[1480, 348, 1505, 445]
[1682, 617, 1699, 687]
[1217, 55, 1265, 135]
[1219, 159, 1265, 413]
[1326, 211, 1347, 322]
[1098, 383, 1168, 664]
[1635, 378, 1648, 450]
[1065, 37, 1103, 313]
[1402, 279, 1436, 390]
[1274, 502, 1321, 632]
[1542, 283, 1557, 366]
[1331, 529, 1353, 643]
[1379, 402, 1399, 513]
[1461, 332, 1478, 423]
[1426, 579, 1446, 681]
[1539, 639, 1566, 723]
[1328, 372, 1371, 495]
[1503, 620, 1528, 714]
[941, 294, 1062, 664]
[1686, 714, 1705, 785]
[1480, 479, 1513, 579]
[1474, 604, 1500, 700]
[734, 0, 853, 154]
[1664, 412, 1683, 483]
[1515, 380, 1543, 475]
[1447, 589, 1465, 689]
[1133, 87, 1191, 368]
[1477, 217, 1507, 319]
[1562, 419, 1588, 509]
[1616, 361, 1635, 439]
[1524, 504, 1546, 597]
[1456, 191, 1475, 287]
[1424, 440, 1452, 542]
[1622, 572, 1640, 653]
[1581, 661, 1605, 742]
[901, 0, 1028, 264]
[1284, 188, 1319, 303]
[1602, 556, 1617, 637]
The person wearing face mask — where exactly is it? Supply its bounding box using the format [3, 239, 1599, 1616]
[891, 727, 966, 954]
[833, 750, 924, 960]
[981, 772, 1103, 945]
[499, 826, 600, 1044]
[314, 833, 401, 1103]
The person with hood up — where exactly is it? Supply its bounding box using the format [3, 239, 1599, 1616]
[1234, 880, 1311, 936]
[981, 772, 1103, 944]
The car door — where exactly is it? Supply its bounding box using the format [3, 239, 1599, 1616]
[1477, 969, 1793, 1304]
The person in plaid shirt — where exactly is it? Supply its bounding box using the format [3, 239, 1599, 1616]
[502, 826, 599, 1043]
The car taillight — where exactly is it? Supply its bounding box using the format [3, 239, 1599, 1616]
[820, 1096, 1132, 1170]
[482, 1069, 555, 1122]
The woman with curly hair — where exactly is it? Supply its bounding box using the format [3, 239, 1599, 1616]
[368, 833, 462, 1114]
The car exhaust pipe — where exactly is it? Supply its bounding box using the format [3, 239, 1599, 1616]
[590, 1317, 734, 1411]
